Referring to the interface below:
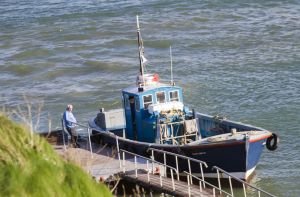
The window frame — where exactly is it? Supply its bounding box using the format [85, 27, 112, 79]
[169, 90, 180, 102]
[156, 91, 166, 104]
[143, 94, 153, 109]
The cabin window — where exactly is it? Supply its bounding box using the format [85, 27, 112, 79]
[124, 94, 130, 109]
[169, 90, 179, 102]
[156, 91, 166, 103]
[135, 97, 140, 112]
[143, 94, 153, 109]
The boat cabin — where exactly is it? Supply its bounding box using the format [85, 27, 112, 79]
[122, 74, 198, 144]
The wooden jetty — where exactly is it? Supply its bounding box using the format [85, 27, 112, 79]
[47, 131, 222, 196]
[42, 129, 276, 197]
[52, 143, 220, 196]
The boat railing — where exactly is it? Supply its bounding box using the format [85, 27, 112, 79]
[61, 119, 93, 158]
[212, 166, 276, 197]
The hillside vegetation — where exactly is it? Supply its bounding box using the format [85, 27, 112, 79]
[0, 115, 111, 197]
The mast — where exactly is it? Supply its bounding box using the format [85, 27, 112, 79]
[136, 15, 148, 86]
[136, 15, 144, 76]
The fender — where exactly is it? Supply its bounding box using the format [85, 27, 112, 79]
[266, 133, 278, 151]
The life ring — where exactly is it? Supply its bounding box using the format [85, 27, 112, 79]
[266, 133, 278, 151]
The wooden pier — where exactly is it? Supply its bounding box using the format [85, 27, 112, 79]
[51, 138, 221, 196]
[44, 130, 275, 197]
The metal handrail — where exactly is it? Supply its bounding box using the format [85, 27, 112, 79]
[119, 149, 179, 174]
[119, 148, 179, 192]
[183, 171, 233, 197]
[148, 147, 208, 185]
[212, 166, 277, 197]
[61, 119, 93, 158]
[148, 148, 208, 168]
[149, 148, 276, 197]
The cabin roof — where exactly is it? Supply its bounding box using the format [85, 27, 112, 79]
[122, 82, 181, 95]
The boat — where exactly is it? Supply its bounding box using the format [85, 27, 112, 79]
[89, 16, 279, 180]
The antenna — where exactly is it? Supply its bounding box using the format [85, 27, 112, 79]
[170, 46, 174, 86]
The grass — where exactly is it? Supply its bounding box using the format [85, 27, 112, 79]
[0, 115, 112, 197]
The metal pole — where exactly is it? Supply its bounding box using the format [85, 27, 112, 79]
[217, 169, 222, 194]
[243, 183, 247, 197]
[213, 188, 216, 197]
[171, 169, 175, 191]
[188, 158, 193, 185]
[200, 163, 205, 188]
[116, 136, 121, 169]
[151, 149, 154, 174]
[87, 124, 93, 158]
[147, 160, 150, 183]
[61, 119, 66, 151]
[199, 180, 202, 192]
[160, 168, 162, 187]
[123, 128, 125, 138]
[122, 151, 125, 173]
[175, 155, 179, 181]
[170, 46, 174, 85]
[135, 156, 137, 178]
[163, 152, 166, 176]
[229, 176, 233, 196]
[187, 175, 191, 197]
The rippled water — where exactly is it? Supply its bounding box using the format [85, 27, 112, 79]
[1, 0, 300, 196]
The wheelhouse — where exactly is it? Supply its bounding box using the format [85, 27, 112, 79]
[122, 82, 184, 142]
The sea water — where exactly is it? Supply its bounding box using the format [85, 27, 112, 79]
[1, 1, 299, 196]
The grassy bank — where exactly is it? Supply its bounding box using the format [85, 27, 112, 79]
[0, 115, 111, 197]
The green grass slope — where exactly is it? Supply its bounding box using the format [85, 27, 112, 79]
[0, 115, 112, 197]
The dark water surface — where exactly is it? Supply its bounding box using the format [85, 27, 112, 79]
[1, 0, 299, 196]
